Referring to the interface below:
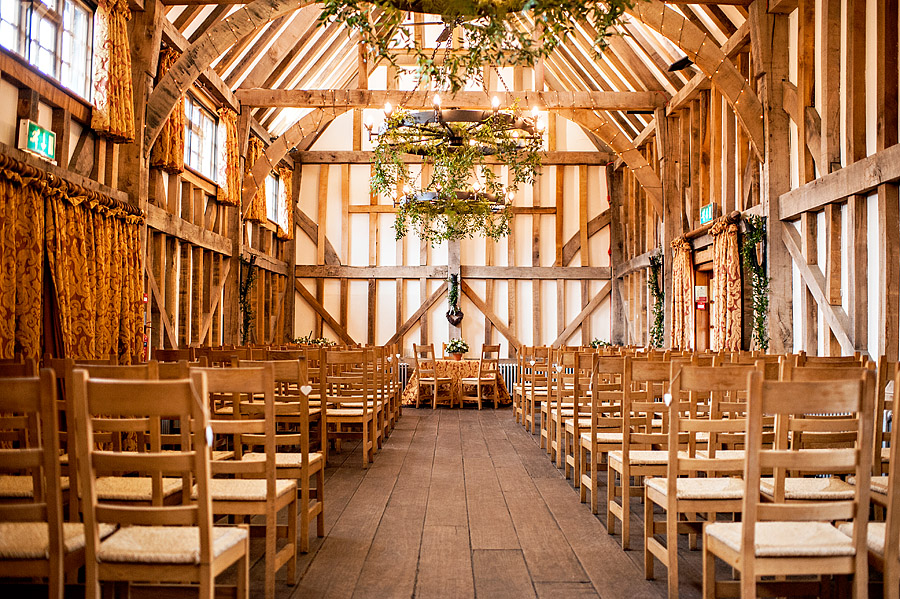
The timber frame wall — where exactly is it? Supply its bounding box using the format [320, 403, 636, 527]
[1, 0, 898, 361]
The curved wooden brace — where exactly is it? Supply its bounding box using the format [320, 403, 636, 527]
[626, 0, 764, 159]
[561, 109, 664, 217]
[144, 0, 314, 152]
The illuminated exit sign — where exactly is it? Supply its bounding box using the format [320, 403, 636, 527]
[18, 119, 56, 163]
[699, 203, 716, 225]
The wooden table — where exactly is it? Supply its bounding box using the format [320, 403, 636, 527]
[401, 359, 511, 407]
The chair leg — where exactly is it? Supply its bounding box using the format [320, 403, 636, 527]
[265, 510, 276, 598]
[300, 479, 310, 553]
[621, 469, 631, 550]
[237, 533, 250, 599]
[666, 507, 679, 598]
[702, 538, 716, 599]
[607, 464, 617, 535]
[287, 497, 298, 584]
[643, 493, 654, 580]
[316, 468, 326, 538]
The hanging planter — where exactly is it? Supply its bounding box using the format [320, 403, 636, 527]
[446, 274, 464, 325]
[371, 102, 543, 244]
[647, 249, 664, 348]
[318, 0, 636, 92]
[740, 215, 769, 351]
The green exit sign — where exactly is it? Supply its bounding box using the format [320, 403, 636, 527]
[699, 203, 716, 225]
[18, 119, 56, 163]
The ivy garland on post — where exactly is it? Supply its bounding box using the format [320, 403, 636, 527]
[740, 215, 770, 351]
[647, 249, 665, 348]
[239, 255, 258, 344]
[446, 273, 464, 325]
[318, 0, 635, 93]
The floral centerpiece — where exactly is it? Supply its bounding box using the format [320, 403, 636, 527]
[293, 333, 339, 347]
[590, 338, 612, 349]
[446, 337, 469, 360]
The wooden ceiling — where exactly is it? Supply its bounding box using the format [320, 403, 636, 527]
[160, 2, 750, 146]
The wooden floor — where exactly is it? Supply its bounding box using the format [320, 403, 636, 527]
[260, 408, 707, 599]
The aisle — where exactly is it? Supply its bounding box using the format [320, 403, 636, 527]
[281, 409, 675, 599]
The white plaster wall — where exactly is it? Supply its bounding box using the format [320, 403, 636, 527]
[0, 79, 17, 146]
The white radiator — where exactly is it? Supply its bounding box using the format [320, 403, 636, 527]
[499, 363, 517, 394]
[399, 362, 411, 389]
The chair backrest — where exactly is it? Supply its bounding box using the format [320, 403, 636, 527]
[667, 364, 758, 477]
[413, 344, 436, 377]
[795, 352, 867, 368]
[881, 367, 900, 570]
[741, 371, 873, 577]
[0, 358, 37, 377]
[622, 357, 672, 451]
[72, 370, 215, 571]
[239, 359, 312, 466]
[190, 365, 276, 486]
[322, 349, 371, 412]
[479, 345, 501, 377]
[875, 355, 897, 476]
[0, 370, 63, 571]
[158, 359, 209, 380]
[154, 348, 194, 363]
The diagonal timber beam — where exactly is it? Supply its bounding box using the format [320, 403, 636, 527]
[782, 224, 853, 352]
[385, 282, 448, 347]
[551, 282, 611, 348]
[294, 278, 356, 345]
[460, 282, 523, 353]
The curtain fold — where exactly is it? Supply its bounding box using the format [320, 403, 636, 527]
[711, 218, 742, 351]
[245, 136, 267, 222]
[149, 48, 185, 174]
[91, 0, 135, 143]
[671, 237, 695, 350]
[276, 165, 293, 240]
[0, 161, 45, 360]
[216, 108, 240, 206]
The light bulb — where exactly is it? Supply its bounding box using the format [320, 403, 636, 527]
[506, 190, 515, 202]
[492, 96, 500, 111]
[384, 101, 393, 116]
[532, 106, 540, 119]
[433, 94, 441, 108]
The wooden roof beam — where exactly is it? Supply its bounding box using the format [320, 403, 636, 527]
[235, 89, 669, 110]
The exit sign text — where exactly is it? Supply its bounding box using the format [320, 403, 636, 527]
[699, 203, 715, 225]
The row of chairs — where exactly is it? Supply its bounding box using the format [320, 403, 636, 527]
[0, 343, 403, 597]
[513, 346, 897, 598]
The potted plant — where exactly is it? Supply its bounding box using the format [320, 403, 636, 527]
[445, 338, 469, 360]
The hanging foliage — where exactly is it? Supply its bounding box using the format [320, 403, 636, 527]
[648, 249, 665, 348]
[239, 255, 257, 344]
[740, 215, 769, 351]
[318, 0, 634, 92]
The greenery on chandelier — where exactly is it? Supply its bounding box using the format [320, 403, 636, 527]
[238, 255, 258, 344]
[648, 249, 664, 348]
[371, 106, 542, 244]
[741, 215, 770, 351]
[318, 0, 635, 92]
[446, 337, 469, 354]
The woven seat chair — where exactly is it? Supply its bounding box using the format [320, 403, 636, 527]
[703, 370, 875, 599]
[191, 364, 297, 597]
[412, 344, 453, 409]
[72, 370, 249, 599]
[0, 369, 103, 597]
[525, 346, 552, 434]
[460, 344, 502, 410]
[579, 356, 626, 514]
[643, 363, 759, 598]
[607, 357, 674, 550]
[321, 348, 378, 466]
[239, 358, 325, 552]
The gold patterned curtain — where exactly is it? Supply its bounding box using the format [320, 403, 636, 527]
[216, 108, 240, 206]
[91, 0, 135, 142]
[276, 165, 293, 240]
[671, 238, 695, 350]
[0, 157, 45, 360]
[149, 48, 184, 173]
[245, 136, 267, 222]
[711, 218, 742, 351]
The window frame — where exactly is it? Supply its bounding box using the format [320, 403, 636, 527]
[183, 93, 218, 182]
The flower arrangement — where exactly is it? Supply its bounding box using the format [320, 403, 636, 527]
[590, 338, 612, 349]
[446, 338, 469, 354]
[293, 332, 338, 347]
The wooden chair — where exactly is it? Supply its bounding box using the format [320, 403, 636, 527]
[513, 346, 533, 425]
[268, 348, 326, 464]
[579, 356, 626, 514]
[0, 370, 92, 597]
[239, 358, 325, 553]
[153, 348, 194, 362]
[644, 364, 758, 598]
[562, 352, 599, 481]
[459, 344, 501, 410]
[703, 370, 874, 599]
[321, 349, 377, 467]
[0, 357, 37, 377]
[607, 357, 673, 550]
[874, 355, 897, 477]
[72, 370, 250, 599]
[412, 344, 453, 409]
[191, 365, 297, 597]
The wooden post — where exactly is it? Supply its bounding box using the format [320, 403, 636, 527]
[749, 0, 793, 353]
[657, 108, 682, 347]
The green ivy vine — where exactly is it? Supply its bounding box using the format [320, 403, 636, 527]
[741, 215, 770, 351]
[239, 255, 258, 344]
[648, 249, 665, 348]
